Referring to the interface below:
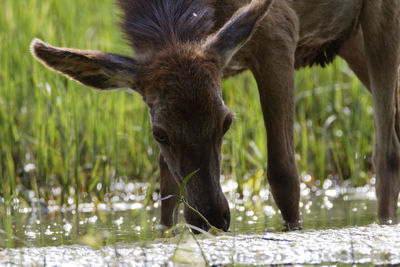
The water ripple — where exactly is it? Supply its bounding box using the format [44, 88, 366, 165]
[1, 224, 400, 266]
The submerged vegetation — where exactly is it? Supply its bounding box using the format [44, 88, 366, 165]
[1, 0, 374, 216]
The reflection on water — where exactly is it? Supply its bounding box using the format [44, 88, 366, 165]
[1, 177, 399, 266]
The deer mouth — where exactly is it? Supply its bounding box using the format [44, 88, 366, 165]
[183, 193, 231, 233]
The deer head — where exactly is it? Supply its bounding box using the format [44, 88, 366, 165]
[31, 0, 273, 232]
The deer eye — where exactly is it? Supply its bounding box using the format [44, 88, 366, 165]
[153, 127, 170, 144]
[222, 113, 233, 134]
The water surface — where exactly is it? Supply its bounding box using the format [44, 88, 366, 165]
[1, 178, 399, 266]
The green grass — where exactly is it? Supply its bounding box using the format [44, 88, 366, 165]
[0, 0, 375, 206]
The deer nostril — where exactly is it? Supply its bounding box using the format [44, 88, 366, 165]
[222, 218, 229, 232]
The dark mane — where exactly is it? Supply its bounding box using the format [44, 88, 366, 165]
[118, 0, 215, 54]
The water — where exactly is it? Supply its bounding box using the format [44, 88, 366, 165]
[1, 177, 400, 266]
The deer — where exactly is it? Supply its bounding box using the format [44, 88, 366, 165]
[31, 0, 400, 232]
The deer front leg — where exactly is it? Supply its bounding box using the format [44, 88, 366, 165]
[159, 154, 180, 228]
[252, 50, 301, 230]
[361, 0, 400, 224]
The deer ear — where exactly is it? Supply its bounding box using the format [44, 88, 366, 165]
[30, 38, 141, 93]
[204, 0, 273, 67]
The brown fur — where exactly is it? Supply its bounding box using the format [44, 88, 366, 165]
[31, 0, 400, 231]
[139, 44, 222, 140]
